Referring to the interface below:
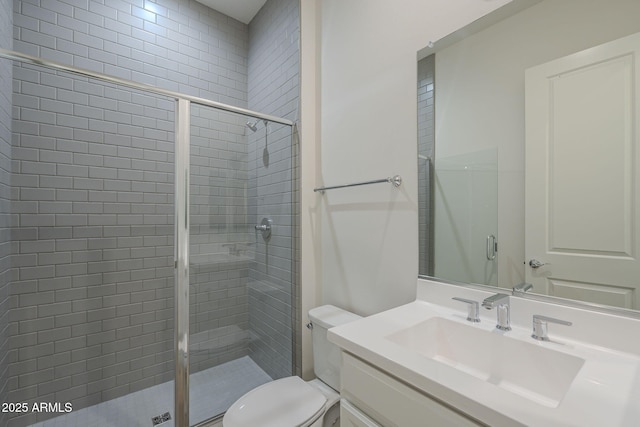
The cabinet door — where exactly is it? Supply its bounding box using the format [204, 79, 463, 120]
[341, 399, 382, 427]
[341, 353, 482, 426]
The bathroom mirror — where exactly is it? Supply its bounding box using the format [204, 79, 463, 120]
[418, 0, 640, 312]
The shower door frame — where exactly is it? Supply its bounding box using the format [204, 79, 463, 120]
[0, 47, 295, 427]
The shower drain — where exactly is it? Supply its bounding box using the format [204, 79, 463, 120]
[151, 412, 172, 426]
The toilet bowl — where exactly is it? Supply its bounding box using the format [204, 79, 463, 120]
[223, 305, 361, 427]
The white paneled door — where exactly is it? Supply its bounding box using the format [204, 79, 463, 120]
[525, 32, 640, 309]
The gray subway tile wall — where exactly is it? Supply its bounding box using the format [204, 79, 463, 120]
[188, 103, 251, 374]
[0, 0, 13, 426]
[11, 76, 176, 426]
[7, 0, 300, 426]
[247, 0, 299, 380]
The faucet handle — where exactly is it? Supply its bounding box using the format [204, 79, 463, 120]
[452, 297, 480, 323]
[513, 282, 533, 295]
[532, 314, 572, 341]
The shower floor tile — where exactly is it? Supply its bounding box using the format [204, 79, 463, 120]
[28, 356, 272, 427]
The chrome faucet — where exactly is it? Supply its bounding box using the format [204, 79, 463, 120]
[512, 282, 533, 296]
[531, 315, 572, 341]
[452, 297, 480, 323]
[482, 293, 511, 331]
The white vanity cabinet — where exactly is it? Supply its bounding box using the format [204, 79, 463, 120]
[329, 279, 640, 426]
[340, 399, 380, 427]
[340, 352, 482, 427]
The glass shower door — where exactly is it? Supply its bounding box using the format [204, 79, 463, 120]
[433, 148, 499, 286]
[187, 104, 295, 425]
[4, 48, 296, 427]
[10, 62, 177, 427]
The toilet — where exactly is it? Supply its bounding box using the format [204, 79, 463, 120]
[223, 305, 361, 427]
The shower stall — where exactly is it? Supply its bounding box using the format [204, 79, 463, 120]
[0, 1, 300, 425]
[1, 47, 297, 427]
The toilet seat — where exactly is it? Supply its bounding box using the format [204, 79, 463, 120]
[223, 376, 327, 427]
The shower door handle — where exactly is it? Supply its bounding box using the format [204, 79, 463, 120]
[486, 235, 497, 260]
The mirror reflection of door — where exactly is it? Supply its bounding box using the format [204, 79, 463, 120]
[525, 32, 640, 309]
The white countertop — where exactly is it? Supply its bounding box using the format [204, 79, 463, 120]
[328, 279, 640, 427]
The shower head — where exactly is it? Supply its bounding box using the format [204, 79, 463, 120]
[246, 119, 269, 133]
[246, 120, 259, 132]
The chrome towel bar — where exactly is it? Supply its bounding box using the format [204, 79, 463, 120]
[314, 175, 402, 194]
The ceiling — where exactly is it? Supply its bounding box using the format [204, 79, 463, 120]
[194, 0, 268, 24]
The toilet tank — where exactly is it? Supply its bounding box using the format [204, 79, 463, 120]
[308, 305, 361, 390]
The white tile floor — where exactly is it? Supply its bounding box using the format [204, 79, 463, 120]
[29, 356, 272, 427]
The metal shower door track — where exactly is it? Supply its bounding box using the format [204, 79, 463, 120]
[0, 48, 294, 126]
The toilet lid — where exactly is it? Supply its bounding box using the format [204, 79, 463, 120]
[224, 376, 327, 427]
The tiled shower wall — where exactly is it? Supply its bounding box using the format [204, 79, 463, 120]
[10, 70, 177, 427]
[0, 0, 13, 425]
[417, 54, 435, 276]
[246, 0, 299, 380]
[188, 104, 250, 373]
[9, 0, 251, 425]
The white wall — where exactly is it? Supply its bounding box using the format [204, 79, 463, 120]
[435, 0, 640, 289]
[316, 0, 510, 316]
[299, 0, 322, 380]
[298, 0, 640, 381]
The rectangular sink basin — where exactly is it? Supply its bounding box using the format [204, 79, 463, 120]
[385, 317, 584, 407]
